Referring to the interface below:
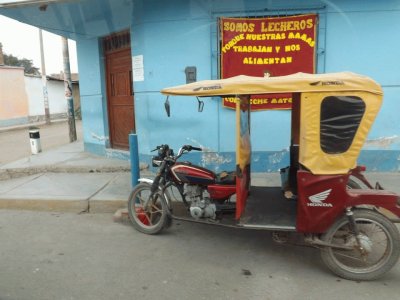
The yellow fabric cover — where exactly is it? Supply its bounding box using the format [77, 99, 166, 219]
[161, 72, 382, 97]
[236, 97, 251, 172]
[299, 92, 382, 174]
[161, 72, 383, 175]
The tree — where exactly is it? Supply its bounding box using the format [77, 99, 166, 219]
[0, 42, 40, 75]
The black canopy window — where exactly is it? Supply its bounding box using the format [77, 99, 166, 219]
[320, 96, 366, 154]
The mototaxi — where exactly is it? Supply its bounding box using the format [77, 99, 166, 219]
[134, 72, 400, 281]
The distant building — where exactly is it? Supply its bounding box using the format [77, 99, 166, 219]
[0, 65, 29, 126]
[0, 65, 80, 127]
[1, 0, 399, 171]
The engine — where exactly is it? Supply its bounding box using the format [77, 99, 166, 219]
[185, 184, 216, 220]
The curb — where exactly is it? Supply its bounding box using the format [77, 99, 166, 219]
[0, 198, 89, 213]
[90, 200, 127, 214]
[0, 163, 149, 181]
[0, 170, 154, 214]
[0, 119, 69, 133]
[0, 197, 128, 214]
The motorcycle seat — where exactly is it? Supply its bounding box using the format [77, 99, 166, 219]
[215, 171, 236, 185]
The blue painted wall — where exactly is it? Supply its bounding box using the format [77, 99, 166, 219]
[76, 38, 110, 155]
[3, 0, 399, 171]
[129, 0, 400, 171]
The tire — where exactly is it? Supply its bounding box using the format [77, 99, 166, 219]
[128, 183, 171, 235]
[320, 209, 400, 281]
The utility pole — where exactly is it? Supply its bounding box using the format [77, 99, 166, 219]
[0, 42, 5, 65]
[39, 29, 51, 124]
[62, 36, 77, 142]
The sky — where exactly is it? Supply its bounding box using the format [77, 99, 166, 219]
[0, 15, 78, 75]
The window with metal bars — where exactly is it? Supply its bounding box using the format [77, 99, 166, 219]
[103, 31, 130, 54]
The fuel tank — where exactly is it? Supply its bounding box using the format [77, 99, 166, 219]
[171, 162, 216, 185]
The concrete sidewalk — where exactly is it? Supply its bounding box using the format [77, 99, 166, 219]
[0, 141, 131, 180]
[0, 142, 150, 213]
[0, 141, 399, 214]
[0, 118, 68, 133]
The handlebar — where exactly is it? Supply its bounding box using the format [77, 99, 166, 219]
[152, 144, 202, 160]
[150, 144, 202, 190]
[182, 145, 202, 152]
[177, 145, 202, 158]
[151, 145, 165, 152]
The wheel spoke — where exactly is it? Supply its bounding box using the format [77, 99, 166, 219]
[136, 193, 150, 206]
[131, 192, 154, 225]
[150, 204, 163, 213]
[136, 195, 163, 226]
[322, 212, 400, 280]
[332, 250, 365, 263]
[128, 184, 169, 234]
[373, 241, 388, 247]
[363, 223, 381, 236]
[144, 213, 152, 225]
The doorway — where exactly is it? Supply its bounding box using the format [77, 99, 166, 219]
[104, 31, 134, 150]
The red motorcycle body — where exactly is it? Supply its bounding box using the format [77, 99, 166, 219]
[207, 184, 236, 201]
[171, 162, 216, 185]
[170, 162, 236, 200]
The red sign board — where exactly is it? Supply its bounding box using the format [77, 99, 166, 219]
[220, 14, 317, 110]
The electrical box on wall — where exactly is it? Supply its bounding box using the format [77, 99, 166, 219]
[185, 66, 197, 83]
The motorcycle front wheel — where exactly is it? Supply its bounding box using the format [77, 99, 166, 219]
[128, 183, 171, 235]
[320, 209, 400, 281]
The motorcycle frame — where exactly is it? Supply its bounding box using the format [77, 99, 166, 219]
[140, 158, 237, 220]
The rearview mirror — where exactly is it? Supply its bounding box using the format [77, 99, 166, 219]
[197, 97, 204, 112]
[164, 96, 170, 117]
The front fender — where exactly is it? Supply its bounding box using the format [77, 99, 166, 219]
[138, 178, 154, 185]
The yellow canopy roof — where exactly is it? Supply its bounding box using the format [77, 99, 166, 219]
[161, 72, 382, 96]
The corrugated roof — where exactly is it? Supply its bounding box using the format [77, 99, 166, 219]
[0, 0, 63, 8]
[47, 72, 79, 83]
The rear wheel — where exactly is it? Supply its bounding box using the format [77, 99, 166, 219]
[128, 183, 170, 235]
[320, 209, 400, 281]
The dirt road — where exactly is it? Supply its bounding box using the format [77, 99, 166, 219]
[0, 121, 82, 165]
[0, 210, 399, 300]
